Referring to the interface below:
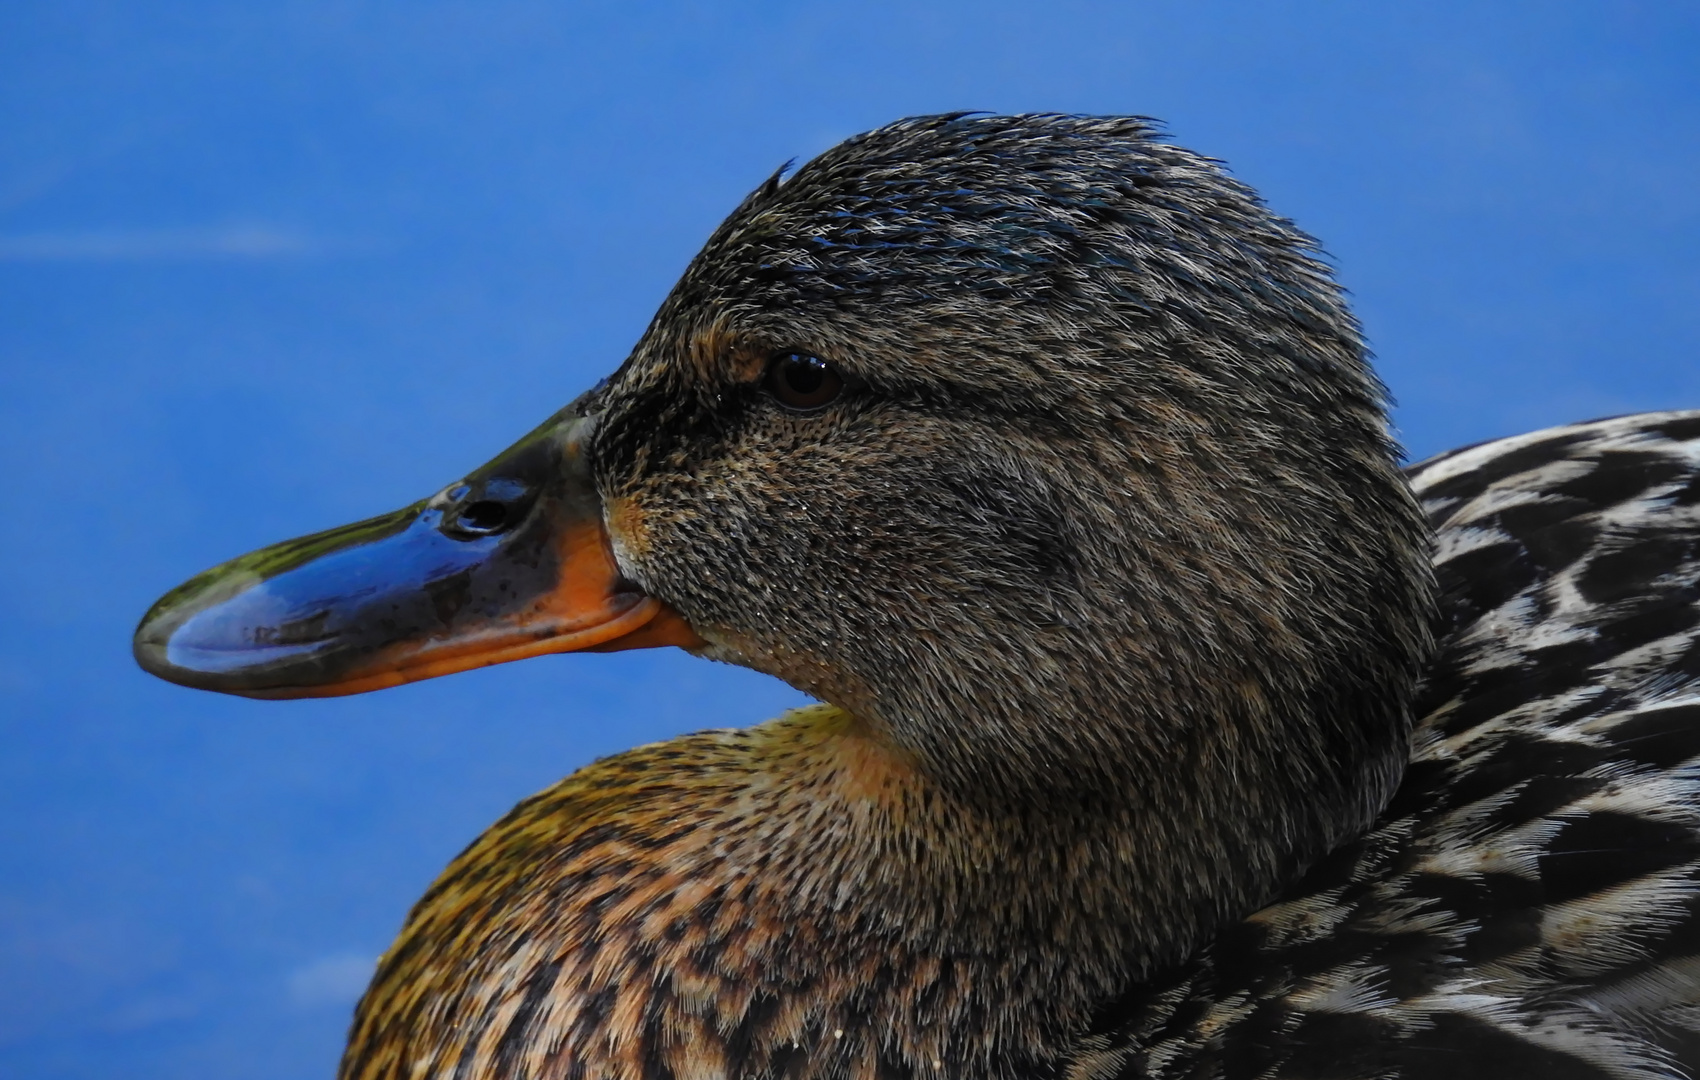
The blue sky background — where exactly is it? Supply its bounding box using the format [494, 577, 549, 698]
[2, 3, 1697, 1077]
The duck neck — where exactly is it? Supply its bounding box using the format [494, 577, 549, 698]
[697, 704, 1174, 1077]
[343, 701, 1322, 1080]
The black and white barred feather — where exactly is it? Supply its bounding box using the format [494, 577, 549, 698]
[1076, 411, 1700, 1080]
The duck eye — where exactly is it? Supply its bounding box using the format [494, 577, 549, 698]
[764, 353, 844, 412]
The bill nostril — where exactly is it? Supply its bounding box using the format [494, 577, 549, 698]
[438, 475, 540, 540]
[455, 500, 511, 534]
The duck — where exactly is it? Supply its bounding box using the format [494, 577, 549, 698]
[131, 113, 1700, 1080]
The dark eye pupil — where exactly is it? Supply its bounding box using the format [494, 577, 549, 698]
[765, 352, 844, 411]
[784, 356, 826, 394]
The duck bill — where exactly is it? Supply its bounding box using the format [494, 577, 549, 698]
[132, 411, 702, 700]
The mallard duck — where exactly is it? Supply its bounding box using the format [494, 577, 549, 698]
[133, 114, 1700, 1080]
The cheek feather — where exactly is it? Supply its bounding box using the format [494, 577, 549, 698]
[606, 495, 653, 565]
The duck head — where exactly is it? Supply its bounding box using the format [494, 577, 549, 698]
[136, 115, 1436, 1064]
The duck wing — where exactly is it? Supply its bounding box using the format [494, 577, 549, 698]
[1077, 411, 1700, 1080]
